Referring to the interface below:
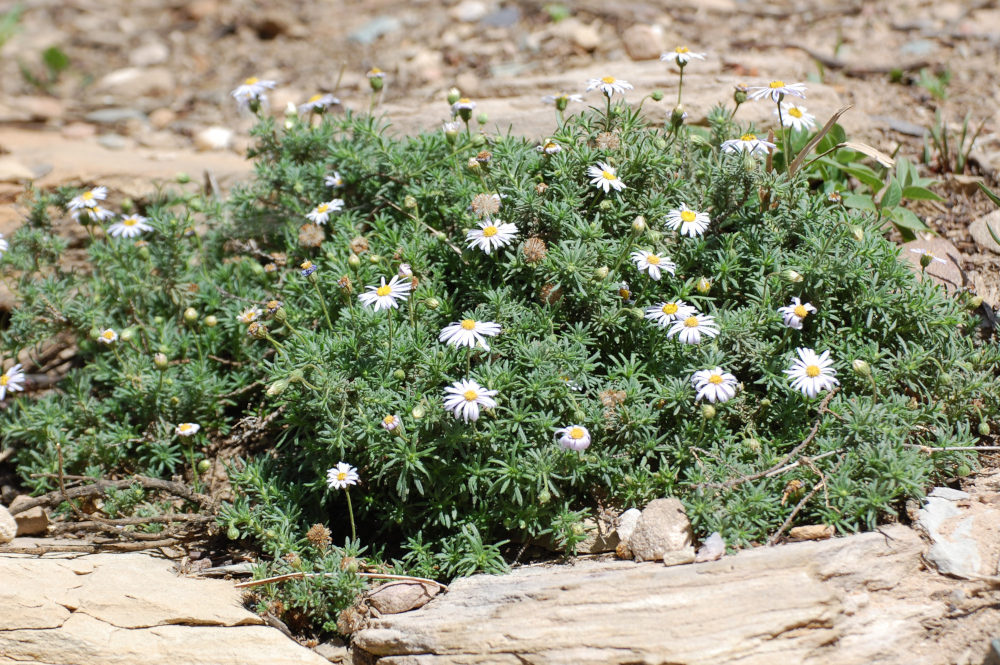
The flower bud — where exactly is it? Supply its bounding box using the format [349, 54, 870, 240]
[367, 67, 385, 91]
[411, 404, 426, 419]
[393, 369, 406, 380]
[968, 295, 983, 309]
[467, 157, 480, 170]
[701, 404, 716, 420]
[476, 112, 489, 125]
[284, 101, 297, 129]
[183, 307, 198, 323]
[197, 459, 211, 474]
[226, 525, 240, 540]
[631, 215, 647, 235]
[593, 265, 609, 281]
[204, 315, 218, 328]
[938, 372, 952, 386]
[598, 200, 613, 211]
[288, 369, 304, 382]
[425, 297, 440, 310]
[733, 83, 748, 105]
[154, 352, 169, 370]
[447, 87, 461, 105]
[646, 230, 661, 243]
[403, 194, 417, 209]
[88, 326, 100, 341]
[628, 307, 645, 320]
[471, 133, 486, 147]
[696, 277, 711, 294]
[651, 90, 664, 101]
[781, 269, 804, 283]
[175, 172, 191, 184]
[759, 398, 772, 409]
[850, 225, 864, 242]
[120, 327, 136, 342]
[273, 307, 287, 324]
[369, 253, 382, 264]
[744, 437, 761, 452]
[918, 252, 933, 269]
[851, 359, 871, 377]
[979, 421, 991, 436]
[670, 104, 686, 128]
[267, 379, 289, 396]
[138, 246, 151, 260]
[538, 489, 552, 504]
[347, 253, 361, 268]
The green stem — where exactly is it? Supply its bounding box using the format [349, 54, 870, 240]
[776, 96, 793, 174]
[604, 94, 612, 132]
[344, 488, 356, 541]
[677, 65, 685, 107]
[386, 313, 394, 371]
[312, 281, 334, 331]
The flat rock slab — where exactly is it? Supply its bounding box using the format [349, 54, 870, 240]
[0, 550, 328, 665]
[353, 524, 999, 665]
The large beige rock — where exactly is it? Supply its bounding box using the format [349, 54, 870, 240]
[9, 495, 48, 536]
[353, 524, 999, 665]
[0, 552, 328, 664]
[627, 497, 693, 562]
[0, 506, 15, 544]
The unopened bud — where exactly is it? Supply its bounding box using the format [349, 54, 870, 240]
[701, 404, 716, 420]
[425, 297, 440, 310]
[733, 83, 748, 105]
[120, 327, 136, 342]
[175, 172, 191, 184]
[467, 157, 480, 170]
[651, 90, 664, 101]
[631, 216, 647, 235]
[267, 379, 289, 396]
[979, 421, 991, 436]
[154, 352, 169, 370]
[538, 489, 552, 504]
[781, 269, 804, 283]
[850, 225, 864, 242]
[968, 295, 983, 309]
[369, 253, 382, 264]
[411, 404, 426, 419]
[183, 307, 198, 323]
[393, 369, 406, 380]
[447, 87, 461, 105]
[403, 194, 417, 209]
[197, 459, 211, 474]
[696, 277, 711, 294]
[759, 398, 771, 409]
[226, 525, 240, 540]
[918, 252, 933, 269]
[204, 315, 218, 328]
[745, 437, 761, 452]
[647, 230, 661, 243]
[598, 200, 613, 211]
[851, 359, 871, 377]
[938, 372, 952, 386]
[593, 265, 609, 281]
[670, 104, 686, 128]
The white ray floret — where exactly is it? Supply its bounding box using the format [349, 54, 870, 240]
[443, 379, 498, 423]
[777, 297, 817, 330]
[667, 313, 720, 344]
[588, 162, 626, 193]
[784, 347, 839, 398]
[108, 214, 153, 239]
[631, 250, 675, 281]
[467, 220, 518, 254]
[0, 363, 26, 401]
[691, 367, 738, 403]
[644, 300, 696, 327]
[665, 205, 711, 237]
[439, 319, 502, 350]
[326, 462, 360, 489]
[358, 275, 412, 311]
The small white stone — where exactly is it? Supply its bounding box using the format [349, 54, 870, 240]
[615, 508, 641, 543]
[194, 126, 234, 151]
[662, 546, 695, 567]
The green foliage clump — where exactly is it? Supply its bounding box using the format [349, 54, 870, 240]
[1, 92, 997, 634]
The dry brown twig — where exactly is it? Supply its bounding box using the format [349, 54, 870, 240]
[234, 571, 448, 592]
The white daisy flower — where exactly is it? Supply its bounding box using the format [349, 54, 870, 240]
[749, 80, 807, 103]
[0, 363, 26, 401]
[785, 347, 839, 398]
[778, 297, 817, 330]
[451, 97, 477, 114]
[231, 77, 276, 106]
[108, 214, 153, 239]
[556, 425, 591, 451]
[443, 378, 498, 423]
[439, 319, 502, 351]
[720, 133, 777, 157]
[306, 199, 344, 225]
[238, 307, 262, 325]
[358, 275, 411, 311]
[325, 172, 344, 188]
[542, 93, 584, 106]
[97, 328, 118, 345]
[298, 93, 340, 114]
[466, 220, 518, 254]
[0, 233, 8, 257]
[667, 313, 720, 344]
[175, 422, 200, 437]
[588, 162, 626, 193]
[660, 46, 706, 66]
[326, 462, 360, 489]
[74, 205, 115, 223]
[665, 205, 711, 237]
[586, 76, 634, 98]
[691, 367, 738, 404]
[775, 102, 816, 132]
[630, 250, 675, 281]
[398, 263, 413, 278]
[68, 186, 108, 210]
[910, 248, 947, 265]
[537, 140, 562, 155]
[381, 414, 401, 432]
[644, 300, 696, 327]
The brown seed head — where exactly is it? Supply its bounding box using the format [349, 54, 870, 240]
[298, 223, 325, 248]
[523, 237, 547, 263]
[349, 236, 370, 254]
[306, 523, 332, 550]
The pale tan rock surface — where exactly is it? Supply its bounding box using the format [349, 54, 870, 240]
[353, 524, 1000, 665]
[0, 552, 328, 665]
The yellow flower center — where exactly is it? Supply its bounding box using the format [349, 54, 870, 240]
[463, 390, 478, 401]
[680, 210, 697, 222]
[337, 471, 348, 481]
[708, 374, 723, 385]
[602, 170, 617, 181]
[662, 303, 678, 315]
[458, 97, 471, 104]
[619, 288, 630, 298]
[646, 254, 660, 265]
[301, 261, 313, 270]
[569, 426, 585, 439]
[82, 191, 94, 200]
[675, 46, 689, 53]
[123, 217, 136, 226]
[267, 300, 279, 309]
[309, 94, 323, 103]
[545, 142, 557, 150]
[482, 225, 498, 237]
[316, 203, 328, 213]
[601, 76, 615, 84]
[376, 285, 392, 297]
[770, 80, 785, 88]
[794, 305, 809, 318]
[684, 316, 699, 328]
[245, 77, 258, 85]
[740, 133, 757, 141]
[461, 319, 476, 330]
[369, 68, 382, 75]
[788, 107, 803, 118]
[0, 375, 7, 386]
[102, 330, 115, 340]
[383, 415, 395, 425]
[806, 365, 820, 378]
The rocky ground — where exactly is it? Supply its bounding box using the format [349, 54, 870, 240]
[1, 0, 1000, 663]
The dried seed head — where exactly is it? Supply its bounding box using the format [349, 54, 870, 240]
[306, 523, 332, 550]
[599, 389, 626, 408]
[535, 182, 549, 195]
[539, 283, 563, 304]
[349, 236, 370, 254]
[298, 223, 325, 248]
[523, 237, 548, 263]
[337, 275, 353, 293]
[471, 193, 501, 218]
[476, 150, 492, 165]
